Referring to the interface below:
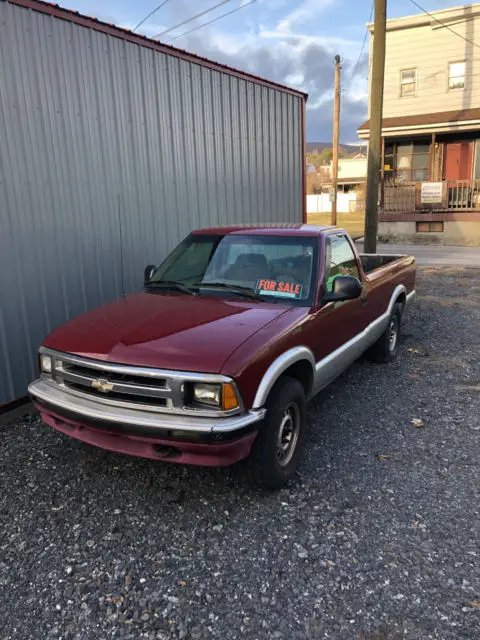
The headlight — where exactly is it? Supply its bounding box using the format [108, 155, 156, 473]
[190, 382, 240, 411]
[193, 383, 221, 407]
[40, 354, 53, 374]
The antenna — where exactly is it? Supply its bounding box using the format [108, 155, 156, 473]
[118, 194, 126, 298]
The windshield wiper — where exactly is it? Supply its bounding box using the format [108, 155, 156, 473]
[193, 282, 265, 301]
[145, 280, 197, 296]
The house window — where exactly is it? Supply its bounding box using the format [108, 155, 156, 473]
[400, 68, 417, 96]
[416, 222, 444, 233]
[449, 61, 465, 90]
[384, 140, 430, 183]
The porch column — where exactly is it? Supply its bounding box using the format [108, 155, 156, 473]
[380, 136, 385, 211]
[429, 132, 436, 180]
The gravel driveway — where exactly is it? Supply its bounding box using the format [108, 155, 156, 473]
[1, 267, 479, 640]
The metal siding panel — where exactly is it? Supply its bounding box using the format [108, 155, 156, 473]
[190, 64, 209, 230]
[271, 90, 281, 222]
[280, 93, 289, 222]
[221, 74, 235, 225]
[246, 83, 258, 221]
[229, 77, 241, 223]
[212, 70, 227, 226]
[237, 79, 249, 225]
[288, 96, 296, 221]
[0, 2, 303, 404]
[200, 66, 218, 227]
[178, 60, 197, 237]
[292, 97, 303, 222]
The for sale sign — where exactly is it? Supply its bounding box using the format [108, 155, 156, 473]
[421, 182, 443, 204]
[256, 279, 303, 299]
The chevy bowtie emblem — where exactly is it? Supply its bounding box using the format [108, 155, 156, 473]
[91, 378, 114, 393]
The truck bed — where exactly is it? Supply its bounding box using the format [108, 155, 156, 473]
[359, 254, 406, 274]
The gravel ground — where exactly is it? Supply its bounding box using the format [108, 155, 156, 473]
[1, 266, 479, 640]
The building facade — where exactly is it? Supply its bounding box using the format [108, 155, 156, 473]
[358, 3, 480, 245]
[0, 0, 306, 405]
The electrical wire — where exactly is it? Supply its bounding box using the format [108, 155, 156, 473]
[132, 0, 172, 32]
[350, 1, 374, 84]
[164, 0, 258, 42]
[409, 0, 480, 50]
[154, 0, 237, 39]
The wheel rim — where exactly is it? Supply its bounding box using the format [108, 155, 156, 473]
[388, 317, 398, 352]
[276, 403, 301, 467]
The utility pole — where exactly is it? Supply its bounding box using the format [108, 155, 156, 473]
[364, 0, 386, 253]
[331, 54, 341, 226]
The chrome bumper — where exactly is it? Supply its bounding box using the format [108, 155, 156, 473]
[29, 378, 265, 436]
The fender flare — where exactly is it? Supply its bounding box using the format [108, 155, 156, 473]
[252, 346, 315, 410]
[388, 284, 407, 315]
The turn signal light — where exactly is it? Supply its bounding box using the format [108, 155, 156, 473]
[222, 383, 239, 411]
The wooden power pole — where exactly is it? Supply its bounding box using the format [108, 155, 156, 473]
[364, 0, 387, 253]
[331, 55, 341, 226]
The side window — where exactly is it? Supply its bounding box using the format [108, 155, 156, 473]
[325, 235, 360, 293]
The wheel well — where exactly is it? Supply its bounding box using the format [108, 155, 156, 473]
[395, 292, 406, 308]
[282, 360, 314, 396]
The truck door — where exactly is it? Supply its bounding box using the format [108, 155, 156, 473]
[307, 233, 369, 391]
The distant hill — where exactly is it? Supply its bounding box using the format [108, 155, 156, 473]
[306, 142, 363, 155]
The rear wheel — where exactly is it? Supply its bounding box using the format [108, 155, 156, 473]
[367, 302, 403, 363]
[249, 376, 307, 491]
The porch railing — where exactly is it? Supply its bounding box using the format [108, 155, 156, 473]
[446, 180, 480, 209]
[383, 182, 416, 213]
[383, 179, 480, 213]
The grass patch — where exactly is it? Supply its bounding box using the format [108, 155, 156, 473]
[307, 211, 365, 238]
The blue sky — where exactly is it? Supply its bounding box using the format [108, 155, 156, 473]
[58, 0, 457, 142]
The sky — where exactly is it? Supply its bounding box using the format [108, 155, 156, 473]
[58, 0, 458, 143]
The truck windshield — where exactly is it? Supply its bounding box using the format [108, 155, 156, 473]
[149, 234, 319, 306]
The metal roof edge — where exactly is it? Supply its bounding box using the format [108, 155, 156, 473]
[367, 2, 480, 33]
[5, 0, 308, 101]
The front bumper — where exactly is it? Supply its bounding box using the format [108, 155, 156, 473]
[29, 378, 265, 465]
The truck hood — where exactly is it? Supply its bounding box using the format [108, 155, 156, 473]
[43, 292, 291, 373]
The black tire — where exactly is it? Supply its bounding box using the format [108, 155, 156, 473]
[367, 302, 403, 363]
[249, 376, 307, 491]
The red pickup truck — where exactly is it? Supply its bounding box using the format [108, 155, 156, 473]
[29, 225, 415, 489]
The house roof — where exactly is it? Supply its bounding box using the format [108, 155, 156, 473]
[358, 108, 480, 135]
[6, 0, 308, 101]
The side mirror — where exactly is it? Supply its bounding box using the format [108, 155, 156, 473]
[323, 275, 362, 303]
[144, 264, 156, 283]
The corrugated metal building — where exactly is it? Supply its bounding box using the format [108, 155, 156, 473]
[0, 0, 307, 405]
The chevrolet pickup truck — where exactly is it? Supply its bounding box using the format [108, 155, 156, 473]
[29, 225, 416, 489]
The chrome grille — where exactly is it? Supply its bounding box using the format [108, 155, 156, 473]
[52, 354, 179, 413]
[39, 348, 242, 418]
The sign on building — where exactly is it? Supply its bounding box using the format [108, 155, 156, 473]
[421, 182, 443, 204]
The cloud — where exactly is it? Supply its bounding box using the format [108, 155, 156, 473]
[307, 94, 367, 143]
[184, 31, 368, 141]
[275, 0, 334, 35]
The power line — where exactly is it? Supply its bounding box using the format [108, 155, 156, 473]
[165, 0, 258, 43]
[350, 2, 374, 85]
[409, 0, 480, 50]
[154, 0, 237, 39]
[133, 0, 172, 32]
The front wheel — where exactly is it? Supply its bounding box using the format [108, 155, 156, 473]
[249, 376, 307, 490]
[367, 302, 403, 363]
